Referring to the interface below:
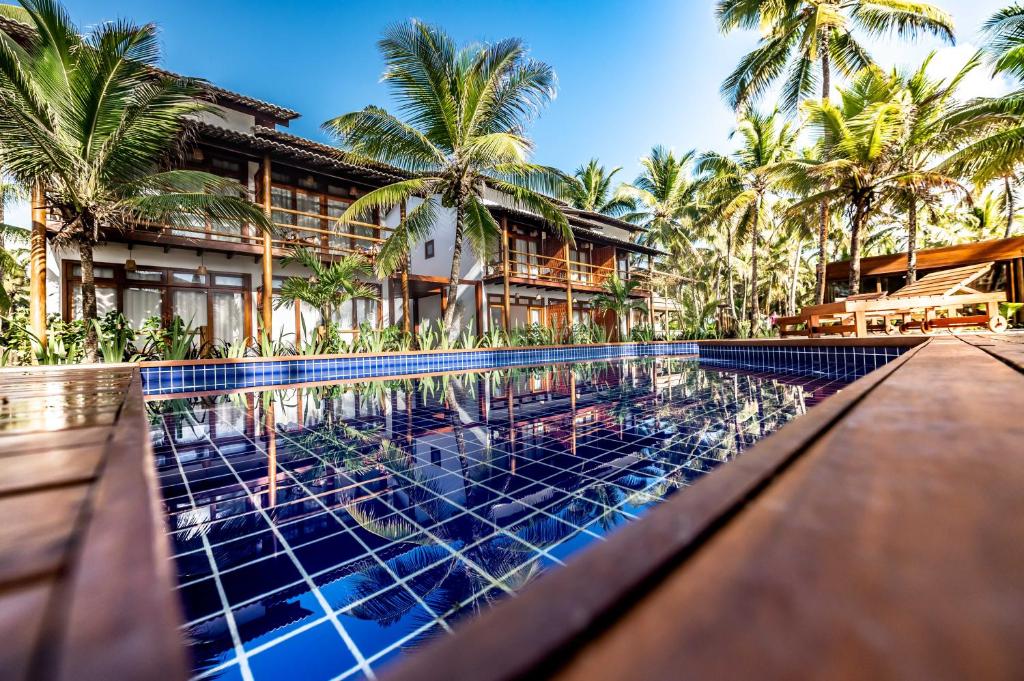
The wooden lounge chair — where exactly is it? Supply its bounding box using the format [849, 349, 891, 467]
[777, 262, 1008, 338]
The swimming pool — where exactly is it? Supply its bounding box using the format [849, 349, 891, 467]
[147, 347, 900, 680]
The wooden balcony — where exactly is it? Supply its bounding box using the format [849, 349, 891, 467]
[486, 247, 650, 295]
[105, 202, 390, 263]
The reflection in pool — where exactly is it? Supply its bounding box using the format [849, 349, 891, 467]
[148, 356, 852, 680]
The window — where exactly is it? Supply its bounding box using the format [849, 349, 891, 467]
[63, 260, 251, 347]
[354, 296, 379, 329]
[424, 240, 435, 259]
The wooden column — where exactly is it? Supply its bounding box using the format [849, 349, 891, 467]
[440, 286, 448, 318]
[647, 254, 655, 330]
[475, 281, 484, 336]
[29, 180, 47, 346]
[260, 154, 274, 337]
[501, 215, 511, 331]
[400, 201, 411, 335]
[564, 241, 574, 332]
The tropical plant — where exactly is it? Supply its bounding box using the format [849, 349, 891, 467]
[718, 0, 955, 303]
[275, 247, 376, 338]
[618, 147, 701, 255]
[0, 222, 27, 316]
[563, 159, 635, 217]
[92, 311, 135, 363]
[791, 67, 928, 294]
[0, 0, 273, 361]
[325, 20, 571, 340]
[591, 274, 649, 342]
[697, 109, 796, 329]
[941, 5, 1024, 238]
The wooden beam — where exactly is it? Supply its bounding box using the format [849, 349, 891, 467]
[29, 181, 47, 348]
[502, 215, 511, 331]
[564, 240, 574, 333]
[260, 154, 274, 337]
[400, 201, 410, 336]
[475, 281, 484, 336]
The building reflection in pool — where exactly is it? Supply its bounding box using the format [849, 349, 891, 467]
[147, 357, 847, 680]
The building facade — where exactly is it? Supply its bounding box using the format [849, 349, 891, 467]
[26, 73, 662, 350]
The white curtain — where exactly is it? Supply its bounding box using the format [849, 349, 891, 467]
[124, 288, 162, 328]
[71, 285, 116, 320]
[173, 290, 207, 328]
[212, 292, 244, 344]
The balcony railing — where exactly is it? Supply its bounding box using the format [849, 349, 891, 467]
[488, 248, 647, 293]
[129, 202, 391, 261]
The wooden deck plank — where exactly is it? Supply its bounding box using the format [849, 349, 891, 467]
[0, 580, 55, 681]
[0, 446, 104, 495]
[0, 485, 90, 583]
[550, 337, 1024, 681]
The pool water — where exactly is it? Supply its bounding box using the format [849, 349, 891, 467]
[149, 356, 856, 680]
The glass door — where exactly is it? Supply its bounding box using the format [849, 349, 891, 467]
[173, 290, 208, 346]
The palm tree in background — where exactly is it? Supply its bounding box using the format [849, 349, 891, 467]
[790, 67, 959, 295]
[697, 110, 796, 331]
[591, 274, 649, 341]
[885, 54, 974, 282]
[275, 247, 377, 340]
[0, 0, 272, 361]
[564, 159, 635, 217]
[717, 0, 955, 303]
[618, 146, 700, 256]
[326, 21, 571, 339]
[942, 5, 1024, 238]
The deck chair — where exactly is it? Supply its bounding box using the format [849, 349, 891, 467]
[867, 262, 1008, 334]
[777, 262, 1008, 338]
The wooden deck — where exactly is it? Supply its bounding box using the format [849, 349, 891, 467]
[0, 365, 186, 681]
[0, 336, 1022, 680]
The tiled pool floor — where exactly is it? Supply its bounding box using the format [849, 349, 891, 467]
[148, 356, 858, 680]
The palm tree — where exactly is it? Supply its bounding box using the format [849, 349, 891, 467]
[0, 0, 272, 361]
[591, 274, 648, 342]
[717, 0, 955, 303]
[697, 110, 796, 331]
[885, 55, 974, 282]
[792, 67, 958, 295]
[275, 247, 377, 339]
[618, 146, 701, 255]
[563, 159, 635, 217]
[325, 21, 570, 339]
[941, 5, 1024, 238]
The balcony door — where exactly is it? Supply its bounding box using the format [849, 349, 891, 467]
[513, 237, 540, 279]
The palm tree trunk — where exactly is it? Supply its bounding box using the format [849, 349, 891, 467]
[726, 227, 736, 323]
[443, 201, 464, 337]
[816, 203, 829, 304]
[906, 197, 918, 284]
[815, 33, 832, 306]
[79, 238, 99, 363]
[1005, 176, 1015, 238]
[848, 200, 865, 295]
[749, 199, 760, 331]
[788, 237, 802, 316]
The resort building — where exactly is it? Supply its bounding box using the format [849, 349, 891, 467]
[12, 26, 660, 348]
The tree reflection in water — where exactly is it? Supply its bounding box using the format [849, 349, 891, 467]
[149, 357, 848, 678]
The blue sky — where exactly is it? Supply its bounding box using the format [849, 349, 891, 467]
[56, 0, 1011, 180]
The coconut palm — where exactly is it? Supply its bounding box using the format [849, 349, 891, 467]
[941, 5, 1024, 237]
[883, 54, 975, 282]
[563, 159, 635, 217]
[591, 274, 648, 341]
[0, 0, 272, 361]
[791, 67, 960, 295]
[325, 21, 570, 339]
[275, 247, 377, 339]
[618, 147, 701, 256]
[718, 0, 955, 304]
[697, 110, 796, 330]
